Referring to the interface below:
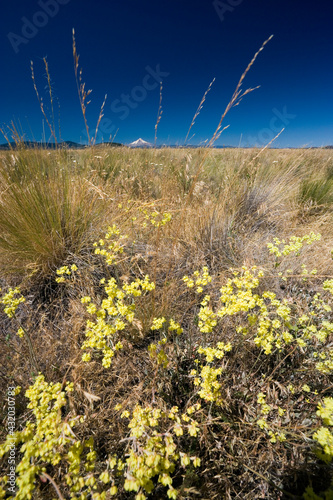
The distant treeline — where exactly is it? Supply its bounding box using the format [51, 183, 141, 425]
[0, 141, 123, 150]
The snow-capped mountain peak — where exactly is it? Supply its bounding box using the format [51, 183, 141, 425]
[128, 138, 152, 148]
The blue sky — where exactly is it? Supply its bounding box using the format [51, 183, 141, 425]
[1, 0, 333, 147]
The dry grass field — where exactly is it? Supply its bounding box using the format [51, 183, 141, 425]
[0, 144, 333, 499]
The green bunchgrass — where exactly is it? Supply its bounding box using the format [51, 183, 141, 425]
[299, 167, 333, 213]
[0, 148, 105, 280]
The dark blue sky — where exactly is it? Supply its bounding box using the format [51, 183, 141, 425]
[1, 0, 332, 147]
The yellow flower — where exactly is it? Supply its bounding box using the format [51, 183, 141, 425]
[110, 485, 118, 495]
[17, 327, 25, 338]
[151, 317, 166, 330]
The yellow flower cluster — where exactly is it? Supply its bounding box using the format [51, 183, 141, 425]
[256, 392, 286, 443]
[81, 275, 155, 368]
[93, 224, 127, 265]
[311, 292, 332, 316]
[55, 264, 78, 283]
[197, 342, 232, 363]
[148, 340, 168, 368]
[218, 267, 262, 318]
[0, 375, 96, 500]
[214, 267, 296, 354]
[150, 317, 183, 335]
[298, 264, 318, 282]
[298, 317, 333, 345]
[122, 275, 155, 296]
[251, 293, 293, 354]
[317, 398, 333, 426]
[190, 341, 232, 405]
[0, 287, 25, 318]
[257, 392, 271, 414]
[148, 318, 183, 369]
[168, 319, 183, 335]
[198, 300, 217, 333]
[141, 208, 172, 228]
[66, 436, 98, 496]
[17, 327, 25, 338]
[108, 404, 201, 499]
[151, 316, 166, 330]
[323, 279, 333, 296]
[313, 397, 333, 463]
[315, 349, 333, 374]
[200, 263, 333, 355]
[267, 232, 321, 258]
[1, 229, 332, 498]
[183, 267, 212, 293]
[180, 250, 333, 433]
[193, 365, 223, 404]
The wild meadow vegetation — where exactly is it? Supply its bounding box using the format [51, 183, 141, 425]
[1, 33, 333, 499]
[0, 144, 333, 499]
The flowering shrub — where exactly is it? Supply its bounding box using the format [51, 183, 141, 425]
[79, 226, 155, 367]
[0, 375, 96, 500]
[183, 266, 212, 293]
[114, 404, 201, 499]
[267, 232, 321, 260]
[141, 208, 172, 228]
[0, 288, 25, 318]
[55, 264, 78, 283]
[313, 397, 333, 463]
[93, 224, 127, 265]
[81, 274, 154, 367]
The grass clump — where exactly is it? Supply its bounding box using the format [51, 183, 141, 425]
[0, 149, 105, 282]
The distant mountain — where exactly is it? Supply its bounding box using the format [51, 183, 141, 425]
[1, 140, 331, 151]
[0, 140, 123, 150]
[128, 138, 153, 148]
[94, 141, 122, 148]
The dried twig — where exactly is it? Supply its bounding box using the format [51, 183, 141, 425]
[40, 473, 65, 500]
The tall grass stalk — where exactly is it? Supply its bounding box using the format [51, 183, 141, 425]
[184, 77, 215, 146]
[154, 81, 163, 147]
[72, 29, 107, 146]
[31, 59, 58, 144]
